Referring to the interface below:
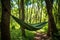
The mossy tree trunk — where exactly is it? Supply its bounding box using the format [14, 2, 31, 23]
[1, 0, 10, 40]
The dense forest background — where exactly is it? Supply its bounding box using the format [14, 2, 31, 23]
[0, 0, 60, 40]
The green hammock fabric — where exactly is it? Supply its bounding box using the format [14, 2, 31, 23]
[11, 15, 48, 31]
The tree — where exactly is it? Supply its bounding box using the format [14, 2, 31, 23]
[1, 0, 10, 40]
[45, 0, 58, 37]
[58, 0, 60, 23]
[20, 0, 26, 38]
[0, 0, 1, 29]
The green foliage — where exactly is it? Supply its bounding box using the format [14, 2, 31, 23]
[9, 0, 60, 40]
[10, 29, 35, 40]
[11, 15, 47, 31]
[25, 0, 31, 5]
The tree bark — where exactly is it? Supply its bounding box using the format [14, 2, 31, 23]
[45, 0, 58, 37]
[1, 0, 10, 40]
[58, 0, 60, 23]
[20, 0, 26, 37]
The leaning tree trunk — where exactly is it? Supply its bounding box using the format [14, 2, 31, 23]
[1, 0, 10, 40]
[45, 0, 58, 37]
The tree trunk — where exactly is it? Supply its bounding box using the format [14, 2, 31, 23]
[58, 0, 60, 23]
[20, 0, 26, 37]
[1, 0, 10, 40]
[45, 0, 58, 37]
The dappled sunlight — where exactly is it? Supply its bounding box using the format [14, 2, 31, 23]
[0, 0, 60, 40]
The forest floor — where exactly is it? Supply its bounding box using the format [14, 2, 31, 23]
[34, 32, 60, 40]
[34, 32, 52, 40]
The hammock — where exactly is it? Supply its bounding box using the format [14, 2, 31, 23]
[11, 15, 48, 31]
